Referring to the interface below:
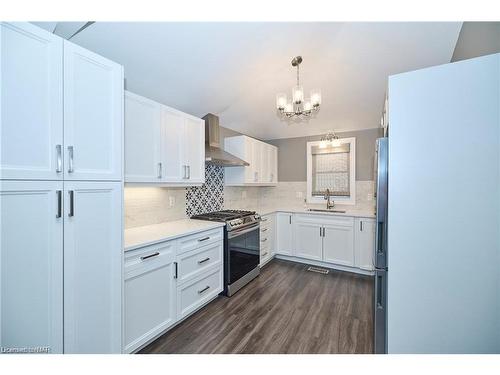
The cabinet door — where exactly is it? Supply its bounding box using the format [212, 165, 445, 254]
[323, 224, 354, 266]
[160, 107, 184, 182]
[0, 22, 63, 180]
[124, 245, 176, 353]
[0, 180, 63, 353]
[64, 41, 123, 181]
[276, 213, 293, 256]
[183, 116, 205, 183]
[354, 218, 375, 270]
[293, 218, 323, 261]
[259, 142, 269, 184]
[63, 181, 122, 353]
[125, 92, 162, 182]
[268, 146, 278, 183]
[252, 140, 263, 183]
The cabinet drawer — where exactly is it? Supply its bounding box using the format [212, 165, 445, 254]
[125, 241, 175, 277]
[177, 228, 223, 255]
[177, 241, 222, 284]
[177, 266, 222, 319]
[295, 213, 354, 227]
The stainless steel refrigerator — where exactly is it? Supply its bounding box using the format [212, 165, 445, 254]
[374, 137, 388, 354]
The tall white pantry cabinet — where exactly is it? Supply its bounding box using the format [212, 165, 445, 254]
[0, 22, 124, 353]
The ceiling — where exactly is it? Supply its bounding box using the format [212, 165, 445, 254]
[34, 22, 462, 140]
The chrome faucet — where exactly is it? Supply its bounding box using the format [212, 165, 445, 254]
[324, 188, 335, 210]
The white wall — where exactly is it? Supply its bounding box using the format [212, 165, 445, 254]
[387, 54, 500, 353]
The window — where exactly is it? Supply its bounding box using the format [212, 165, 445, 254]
[306, 138, 356, 205]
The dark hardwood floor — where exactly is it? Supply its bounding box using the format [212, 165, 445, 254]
[140, 259, 374, 354]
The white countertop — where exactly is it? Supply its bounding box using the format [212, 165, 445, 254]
[259, 207, 376, 218]
[124, 219, 225, 251]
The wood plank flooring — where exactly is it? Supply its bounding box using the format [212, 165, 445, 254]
[140, 259, 374, 354]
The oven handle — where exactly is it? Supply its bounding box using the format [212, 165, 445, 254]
[227, 223, 260, 239]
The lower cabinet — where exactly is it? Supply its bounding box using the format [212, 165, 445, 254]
[354, 218, 375, 271]
[124, 227, 224, 353]
[283, 213, 374, 273]
[63, 181, 123, 354]
[124, 242, 177, 354]
[293, 217, 323, 261]
[0, 180, 123, 354]
[276, 212, 293, 256]
[259, 213, 275, 266]
[322, 221, 355, 267]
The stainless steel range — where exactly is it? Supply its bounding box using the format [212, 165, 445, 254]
[191, 210, 261, 296]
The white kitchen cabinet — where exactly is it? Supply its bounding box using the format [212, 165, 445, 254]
[125, 92, 162, 182]
[63, 181, 122, 354]
[124, 242, 176, 354]
[293, 216, 323, 261]
[0, 22, 64, 180]
[123, 227, 223, 352]
[160, 106, 185, 182]
[63, 41, 123, 181]
[276, 212, 294, 255]
[0, 181, 63, 353]
[182, 116, 205, 183]
[354, 218, 375, 271]
[268, 146, 278, 183]
[322, 221, 355, 267]
[260, 213, 275, 265]
[125, 91, 205, 185]
[224, 135, 278, 186]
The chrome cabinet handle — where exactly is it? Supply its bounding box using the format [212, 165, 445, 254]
[183, 165, 188, 179]
[68, 190, 74, 217]
[198, 286, 210, 294]
[261, 218, 268, 222]
[262, 251, 268, 256]
[56, 190, 62, 218]
[261, 238, 267, 242]
[198, 236, 210, 242]
[360, 221, 363, 231]
[187, 165, 190, 179]
[157, 162, 162, 179]
[198, 257, 210, 264]
[261, 228, 268, 232]
[174, 262, 178, 279]
[289, 215, 292, 225]
[140, 251, 160, 261]
[67, 146, 74, 173]
[56, 145, 62, 173]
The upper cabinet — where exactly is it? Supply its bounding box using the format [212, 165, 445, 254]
[224, 135, 278, 186]
[63, 41, 123, 181]
[125, 91, 205, 185]
[0, 22, 63, 180]
[0, 23, 123, 182]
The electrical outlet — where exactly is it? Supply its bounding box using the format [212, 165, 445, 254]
[242, 191, 247, 199]
[296, 191, 303, 198]
[169, 196, 175, 207]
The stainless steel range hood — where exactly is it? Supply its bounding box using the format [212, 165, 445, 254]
[203, 113, 249, 167]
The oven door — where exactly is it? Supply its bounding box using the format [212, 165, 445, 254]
[227, 223, 260, 285]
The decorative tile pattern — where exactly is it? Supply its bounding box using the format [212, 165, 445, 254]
[186, 164, 224, 217]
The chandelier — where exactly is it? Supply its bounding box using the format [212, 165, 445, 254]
[320, 131, 341, 148]
[276, 56, 321, 119]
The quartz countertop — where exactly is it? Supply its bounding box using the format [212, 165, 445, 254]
[258, 207, 376, 218]
[124, 219, 225, 251]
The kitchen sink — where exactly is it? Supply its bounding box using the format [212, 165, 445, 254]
[307, 208, 347, 214]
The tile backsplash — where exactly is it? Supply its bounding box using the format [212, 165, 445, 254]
[186, 164, 224, 216]
[124, 165, 375, 229]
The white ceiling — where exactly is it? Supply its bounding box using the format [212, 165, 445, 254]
[34, 22, 462, 140]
